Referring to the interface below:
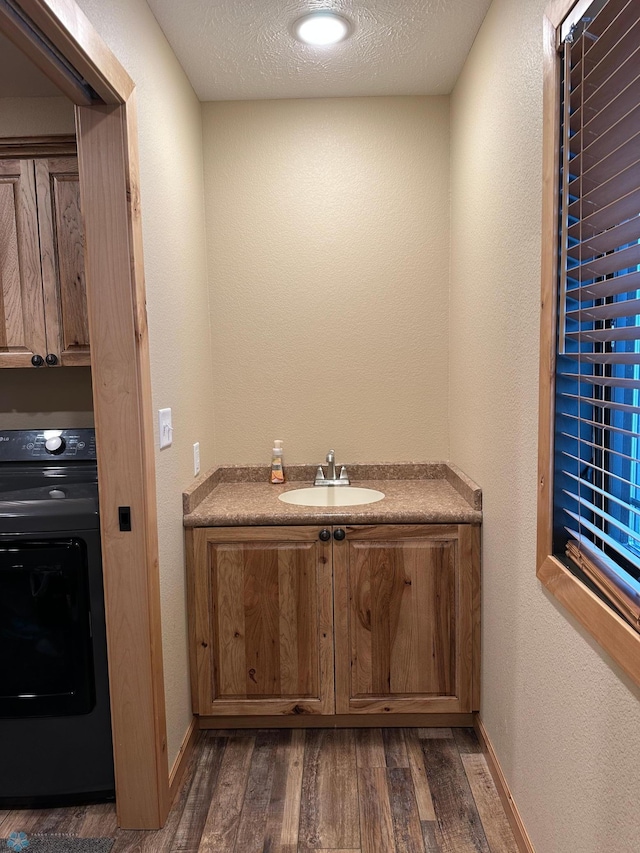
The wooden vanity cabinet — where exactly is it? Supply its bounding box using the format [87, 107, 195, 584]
[0, 157, 89, 368]
[186, 522, 480, 720]
[187, 526, 335, 716]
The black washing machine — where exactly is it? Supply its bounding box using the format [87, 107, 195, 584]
[0, 429, 114, 806]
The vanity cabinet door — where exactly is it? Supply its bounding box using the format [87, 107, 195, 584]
[187, 526, 334, 716]
[333, 524, 479, 715]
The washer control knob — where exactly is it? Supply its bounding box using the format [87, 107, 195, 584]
[45, 436, 66, 454]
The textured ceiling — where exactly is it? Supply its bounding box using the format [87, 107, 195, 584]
[0, 32, 62, 98]
[146, 0, 493, 101]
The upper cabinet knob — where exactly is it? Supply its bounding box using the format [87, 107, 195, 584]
[31, 354, 44, 367]
[333, 528, 346, 541]
[45, 353, 59, 366]
[319, 529, 331, 542]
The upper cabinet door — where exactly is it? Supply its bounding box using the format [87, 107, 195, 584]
[35, 157, 90, 366]
[0, 159, 47, 367]
[333, 524, 477, 715]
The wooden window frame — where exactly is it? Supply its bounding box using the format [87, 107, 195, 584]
[537, 0, 640, 688]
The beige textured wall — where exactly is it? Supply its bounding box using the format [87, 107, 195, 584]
[202, 96, 450, 465]
[74, 0, 214, 768]
[0, 96, 75, 135]
[450, 1, 640, 851]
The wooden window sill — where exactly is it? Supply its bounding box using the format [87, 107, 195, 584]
[537, 556, 640, 689]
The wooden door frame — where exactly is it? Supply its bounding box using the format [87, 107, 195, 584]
[0, 0, 169, 829]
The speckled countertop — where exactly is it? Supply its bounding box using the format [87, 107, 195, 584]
[183, 462, 482, 527]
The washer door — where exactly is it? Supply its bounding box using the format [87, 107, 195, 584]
[0, 538, 95, 718]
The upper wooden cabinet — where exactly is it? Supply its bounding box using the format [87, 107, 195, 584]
[0, 156, 89, 368]
[186, 523, 480, 720]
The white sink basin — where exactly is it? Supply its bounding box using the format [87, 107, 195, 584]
[278, 486, 385, 507]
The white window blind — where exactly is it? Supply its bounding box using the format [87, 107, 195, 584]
[555, 0, 640, 627]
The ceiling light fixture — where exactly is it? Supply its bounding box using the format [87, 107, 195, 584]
[293, 11, 352, 46]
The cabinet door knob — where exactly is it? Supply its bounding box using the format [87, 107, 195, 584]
[333, 528, 346, 541]
[31, 354, 44, 367]
[319, 529, 331, 542]
[45, 353, 59, 366]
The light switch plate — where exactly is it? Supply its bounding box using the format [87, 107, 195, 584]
[158, 408, 172, 449]
[193, 441, 200, 476]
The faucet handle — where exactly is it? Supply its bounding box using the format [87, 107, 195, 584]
[339, 466, 350, 484]
[315, 465, 326, 485]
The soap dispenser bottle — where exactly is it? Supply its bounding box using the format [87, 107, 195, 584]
[270, 440, 285, 484]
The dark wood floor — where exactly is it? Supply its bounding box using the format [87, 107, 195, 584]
[0, 727, 518, 852]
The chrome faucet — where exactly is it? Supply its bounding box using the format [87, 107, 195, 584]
[315, 449, 350, 486]
[326, 449, 336, 481]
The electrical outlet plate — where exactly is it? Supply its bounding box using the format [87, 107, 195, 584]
[193, 441, 200, 476]
[158, 408, 172, 449]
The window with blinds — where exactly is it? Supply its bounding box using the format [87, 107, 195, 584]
[554, 0, 640, 630]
